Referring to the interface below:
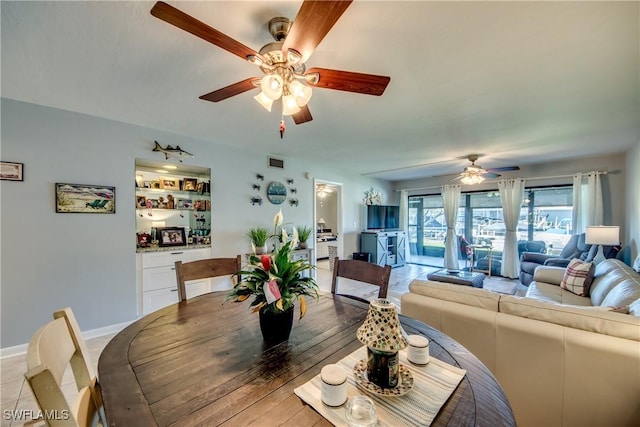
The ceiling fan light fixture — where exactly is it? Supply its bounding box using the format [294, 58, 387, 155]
[287, 49, 302, 65]
[282, 93, 301, 115]
[246, 54, 264, 66]
[461, 173, 485, 185]
[261, 74, 284, 100]
[304, 72, 320, 85]
[254, 91, 274, 112]
[289, 80, 312, 107]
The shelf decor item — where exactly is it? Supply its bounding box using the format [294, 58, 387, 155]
[247, 227, 269, 255]
[356, 299, 409, 389]
[226, 210, 318, 343]
[296, 225, 313, 249]
[157, 227, 186, 247]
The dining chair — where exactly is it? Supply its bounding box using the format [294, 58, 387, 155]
[331, 258, 392, 303]
[175, 255, 242, 302]
[24, 307, 105, 426]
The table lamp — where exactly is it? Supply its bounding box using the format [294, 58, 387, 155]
[356, 299, 408, 389]
[585, 226, 619, 264]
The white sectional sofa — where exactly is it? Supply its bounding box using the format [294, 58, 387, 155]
[401, 259, 640, 427]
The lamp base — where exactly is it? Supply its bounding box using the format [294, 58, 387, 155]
[366, 347, 399, 389]
[593, 245, 606, 264]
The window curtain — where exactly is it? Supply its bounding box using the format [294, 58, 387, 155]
[399, 190, 412, 264]
[441, 185, 461, 269]
[572, 172, 603, 233]
[498, 178, 525, 279]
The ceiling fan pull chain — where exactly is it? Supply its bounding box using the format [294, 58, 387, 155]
[279, 115, 286, 139]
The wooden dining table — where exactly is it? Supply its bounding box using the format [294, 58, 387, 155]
[98, 292, 515, 426]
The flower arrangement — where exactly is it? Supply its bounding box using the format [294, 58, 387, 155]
[227, 210, 318, 319]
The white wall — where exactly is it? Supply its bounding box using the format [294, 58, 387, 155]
[0, 98, 391, 348]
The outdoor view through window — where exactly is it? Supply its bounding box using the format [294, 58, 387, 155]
[408, 187, 573, 269]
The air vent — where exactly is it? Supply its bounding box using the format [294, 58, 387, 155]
[268, 157, 284, 169]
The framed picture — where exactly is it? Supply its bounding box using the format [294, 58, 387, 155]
[55, 183, 115, 213]
[0, 162, 23, 181]
[158, 227, 186, 247]
[196, 181, 204, 194]
[182, 178, 197, 191]
[136, 195, 147, 208]
[177, 199, 193, 209]
[160, 177, 179, 190]
[137, 232, 152, 248]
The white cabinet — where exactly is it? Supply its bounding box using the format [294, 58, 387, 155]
[139, 248, 211, 315]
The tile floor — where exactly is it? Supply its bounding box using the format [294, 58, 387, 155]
[0, 261, 519, 426]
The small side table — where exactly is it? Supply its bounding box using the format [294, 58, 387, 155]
[469, 245, 493, 277]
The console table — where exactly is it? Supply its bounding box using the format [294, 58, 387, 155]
[98, 293, 514, 426]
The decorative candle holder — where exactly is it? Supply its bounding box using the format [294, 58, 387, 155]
[356, 299, 409, 389]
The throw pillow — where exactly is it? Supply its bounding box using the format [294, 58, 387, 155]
[560, 259, 595, 296]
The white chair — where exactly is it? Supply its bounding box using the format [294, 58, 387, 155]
[24, 308, 105, 426]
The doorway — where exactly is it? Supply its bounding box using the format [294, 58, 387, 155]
[314, 179, 343, 266]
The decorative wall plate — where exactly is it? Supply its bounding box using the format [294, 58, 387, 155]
[267, 181, 287, 205]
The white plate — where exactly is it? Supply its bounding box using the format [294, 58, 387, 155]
[353, 359, 414, 397]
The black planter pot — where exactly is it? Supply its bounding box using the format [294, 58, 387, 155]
[259, 306, 294, 343]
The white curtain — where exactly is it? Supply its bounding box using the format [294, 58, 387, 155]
[498, 178, 525, 278]
[572, 172, 603, 233]
[399, 190, 412, 264]
[441, 185, 461, 269]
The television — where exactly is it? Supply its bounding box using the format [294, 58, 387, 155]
[367, 205, 400, 230]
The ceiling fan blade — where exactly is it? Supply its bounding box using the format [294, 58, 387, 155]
[292, 105, 313, 124]
[306, 67, 390, 96]
[199, 78, 259, 103]
[282, 0, 353, 63]
[482, 173, 501, 179]
[449, 175, 464, 181]
[486, 166, 520, 173]
[150, 2, 258, 61]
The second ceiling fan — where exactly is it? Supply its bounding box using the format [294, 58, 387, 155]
[453, 155, 520, 184]
[150, 1, 391, 127]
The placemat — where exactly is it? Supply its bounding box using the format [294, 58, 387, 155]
[294, 346, 466, 426]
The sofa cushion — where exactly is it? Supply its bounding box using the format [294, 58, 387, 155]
[408, 280, 500, 311]
[532, 266, 565, 286]
[600, 278, 640, 308]
[527, 282, 592, 306]
[560, 259, 595, 296]
[590, 269, 633, 306]
[499, 295, 640, 340]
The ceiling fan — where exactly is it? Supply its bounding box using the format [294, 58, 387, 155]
[453, 155, 520, 185]
[316, 184, 334, 197]
[150, 1, 391, 130]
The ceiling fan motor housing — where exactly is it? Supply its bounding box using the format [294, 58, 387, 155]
[269, 17, 292, 41]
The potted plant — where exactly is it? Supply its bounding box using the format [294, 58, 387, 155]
[247, 227, 269, 254]
[227, 210, 318, 342]
[296, 225, 313, 249]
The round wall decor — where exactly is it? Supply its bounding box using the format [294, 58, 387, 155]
[266, 181, 287, 205]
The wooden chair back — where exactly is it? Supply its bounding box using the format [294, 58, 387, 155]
[175, 255, 242, 302]
[25, 307, 105, 426]
[331, 258, 392, 303]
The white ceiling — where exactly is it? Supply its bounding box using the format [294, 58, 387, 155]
[2, 1, 638, 181]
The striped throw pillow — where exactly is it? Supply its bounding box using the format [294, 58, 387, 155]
[561, 259, 595, 296]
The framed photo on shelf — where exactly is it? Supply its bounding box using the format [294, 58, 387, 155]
[136, 195, 147, 208]
[55, 183, 115, 214]
[0, 162, 23, 181]
[196, 181, 204, 194]
[158, 227, 186, 247]
[160, 177, 179, 190]
[177, 199, 193, 209]
[182, 178, 197, 191]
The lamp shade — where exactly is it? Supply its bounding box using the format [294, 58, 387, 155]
[585, 226, 619, 245]
[254, 91, 274, 112]
[261, 74, 283, 100]
[356, 299, 408, 352]
[281, 94, 301, 115]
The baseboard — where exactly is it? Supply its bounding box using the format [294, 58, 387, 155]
[0, 320, 134, 359]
